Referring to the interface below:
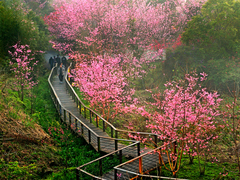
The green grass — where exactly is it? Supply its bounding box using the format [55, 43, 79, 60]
[0, 73, 128, 179]
[73, 87, 90, 107]
[150, 156, 240, 180]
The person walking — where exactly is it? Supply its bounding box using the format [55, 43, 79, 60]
[49, 56, 54, 69]
[53, 56, 57, 66]
[58, 63, 64, 83]
[62, 56, 67, 68]
[56, 55, 61, 67]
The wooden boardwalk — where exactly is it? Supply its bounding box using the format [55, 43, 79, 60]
[49, 67, 169, 180]
[52, 75, 138, 156]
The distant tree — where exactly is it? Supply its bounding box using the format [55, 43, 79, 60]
[207, 56, 240, 95]
[0, 1, 19, 63]
[24, 0, 54, 16]
[0, 0, 49, 68]
[45, 0, 206, 56]
[182, 0, 240, 60]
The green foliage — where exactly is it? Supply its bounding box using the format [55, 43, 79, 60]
[161, 45, 206, 81]
[0, 159, 38, 179]
[0, 1, 19, 64]
[182, 0, 240, 60]
[151, 156, 239, 179]
[134, 60, 165, 90]
[26, 0, 54, 17]
[207, 56, 240, 94]
[73, 87, 90, 107]
[0, 0, 50, 68]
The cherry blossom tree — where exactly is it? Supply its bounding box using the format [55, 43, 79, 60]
[71, 54, 139, 122]
[8, 43, 40, 101]
[44, 0, 207, 57]
[129, 72, 222, 176]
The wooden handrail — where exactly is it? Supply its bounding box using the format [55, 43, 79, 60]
[114, 140, 176, 168]
[113, 169, 188, 180]
[77, 141, 140, 170]
[114, 140, 181, 180]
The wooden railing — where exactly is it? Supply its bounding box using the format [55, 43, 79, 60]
[113, 141, 187, 180]
[77, 141, 140, 179]
[48, 64, 178, 179]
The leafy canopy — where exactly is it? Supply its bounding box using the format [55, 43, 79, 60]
[182, 0, 240, 59]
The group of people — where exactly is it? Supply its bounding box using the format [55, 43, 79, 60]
[49, 55, 67, 69]
[49, 55, 67, 83]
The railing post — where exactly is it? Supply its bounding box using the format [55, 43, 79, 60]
[154, 134, 157, 148]
[97, 137, 100, 152]
[69, 112, 71, 127]
[137, 142, 140, 156]
[103, 121, 105, 132]
[55, 96, 57, 106]
[139, 157, 143, 174]
[79, 103, 82, 115]
[66, 82, 68, 93]
[59, 105, 62, 116]
[111, 127, 113, 138]
[115, 130, 118, 139]
[90, 111, 92, 123]
[64, 109, 66, 122]
[119, 150, 122, 164]
[84, 107, 86, 118]
[76, 168, 80, 180]
[75, 118, 77, 132]
[114, 169, 117, 180]
[99, 159, 103, 176]
[96, 116, 99, 127]
[115, 130, 118, 151]
[88, 129, 91, 143]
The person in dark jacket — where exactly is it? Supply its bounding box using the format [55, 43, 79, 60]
[58, 63, 64, 83]
[62, 56, 67, 68]
[49, 57, 54, 69]
[56, 55, 61, 67]
[53, 56, 57, 66]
